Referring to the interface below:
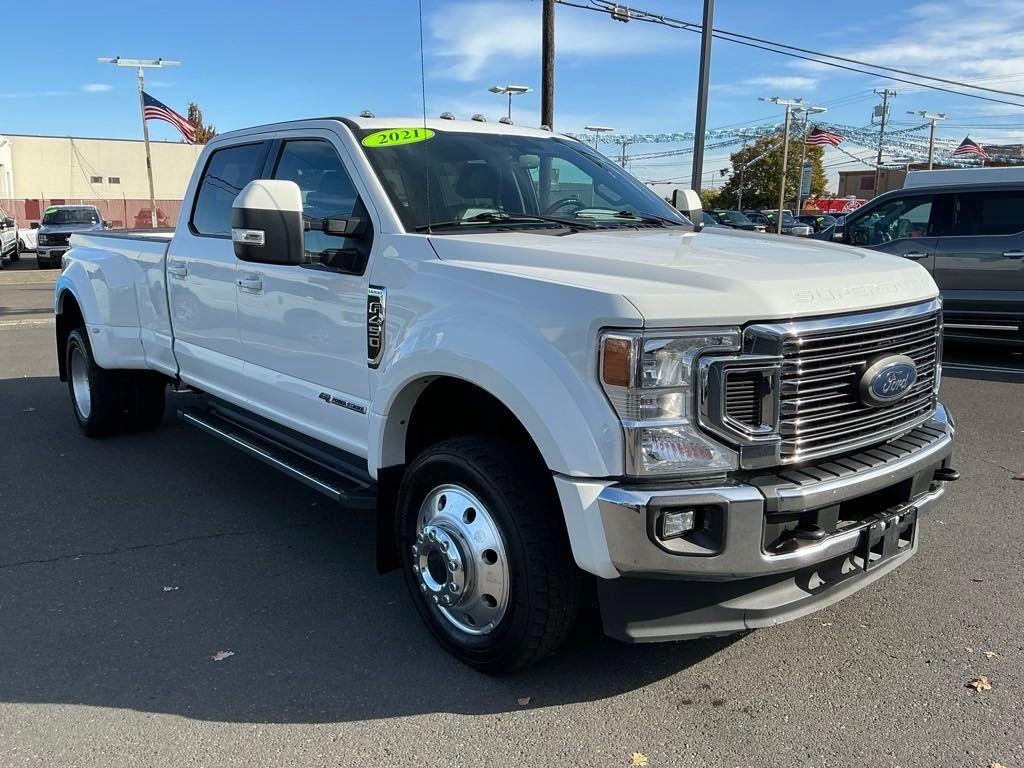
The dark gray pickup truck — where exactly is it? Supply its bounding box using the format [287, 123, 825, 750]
[843, 170, 1024, 345]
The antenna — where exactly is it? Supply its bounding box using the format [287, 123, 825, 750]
[417, 0, 432, 234]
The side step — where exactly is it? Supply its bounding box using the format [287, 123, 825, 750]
[180, 408, 376, 509]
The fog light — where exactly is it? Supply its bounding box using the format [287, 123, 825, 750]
[658, 508, 696, 540]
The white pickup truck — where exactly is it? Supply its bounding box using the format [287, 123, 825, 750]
[54, 116, 957, 671]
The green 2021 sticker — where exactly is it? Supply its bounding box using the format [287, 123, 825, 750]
[45, 207, 58, 214]
[361, 127, 435, 148]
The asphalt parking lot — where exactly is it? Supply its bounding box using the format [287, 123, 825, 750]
[1, 255, 1021, 768]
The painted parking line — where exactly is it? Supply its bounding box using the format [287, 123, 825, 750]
[0, 318, 55, 329]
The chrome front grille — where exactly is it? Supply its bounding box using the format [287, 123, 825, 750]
[746, 300, 940, 464]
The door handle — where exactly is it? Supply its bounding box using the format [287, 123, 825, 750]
[902, 251, 930, 260]
[236, 274, 263, 293]
[167, 262, 188, 278]
[1002, 250, 1024, 258]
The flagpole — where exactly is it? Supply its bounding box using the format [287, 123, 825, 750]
[97, 57, 181, 229]
[137, 67, 158, 228]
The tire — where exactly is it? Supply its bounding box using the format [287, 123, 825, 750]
[66, 328, 128, 437]
[397, 436, 582, 672]
[65, 328, 166, 437]
[9, 239, 19, 262]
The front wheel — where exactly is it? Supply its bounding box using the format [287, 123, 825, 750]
[397, 436, 582, 672]
[9, 240, 20, 262]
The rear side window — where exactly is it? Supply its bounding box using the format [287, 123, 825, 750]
[951, 191, 1024, 236]
[191, 142, 268, 236]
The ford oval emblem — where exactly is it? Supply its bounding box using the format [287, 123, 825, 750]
[859, 355, 918, 407]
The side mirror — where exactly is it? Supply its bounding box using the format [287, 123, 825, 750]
[231, 179, 305, 265]
[671, 189, 703, 229]
[103, 220, 113, 229]
[30, 222, 40, 229]
[2, 217, 14, 228]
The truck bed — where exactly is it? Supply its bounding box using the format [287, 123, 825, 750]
[60, 230, 177, 377]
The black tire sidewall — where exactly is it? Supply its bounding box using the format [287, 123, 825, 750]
[397, 441, 543, 671]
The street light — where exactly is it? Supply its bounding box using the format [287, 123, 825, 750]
[488, 84, 532, 121]
[907, 110, 948, 169]
[98, 56, 181, 228]
[759, 96, 804, 234]
[584, 125, 614, 151]
[794, 104, 827, 213]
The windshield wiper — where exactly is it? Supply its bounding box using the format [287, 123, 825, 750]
[609, 210, 687, 227]
[415, 211, 601, 232]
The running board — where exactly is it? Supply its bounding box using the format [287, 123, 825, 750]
[180, 408, 376, 509]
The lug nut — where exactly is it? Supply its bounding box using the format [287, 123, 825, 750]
[450, 583, 459, 593]
[416, 532, 424, 543]
[412, 565, 419, 574]
[441, 540, 449, 551]
[428, 530, 437, 541]
[432, 595, 439, 604]
[448, 560, 458, 572]
[420, 584, 427, 593]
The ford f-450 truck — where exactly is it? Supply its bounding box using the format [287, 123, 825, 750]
[54, 116, 957, 671]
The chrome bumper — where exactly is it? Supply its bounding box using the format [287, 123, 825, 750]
[595, 403, 954, 581]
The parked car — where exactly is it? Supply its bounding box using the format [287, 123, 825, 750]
[702, 210, 723, 227]
[36, 205, 110, 269]
[842, 168, 1024, 344]
[757, 210, 813, 236]
[19, 224, 38, 252]
[0, 203, 19, 265]
[54, 115, 956, 670]
[797, 213, 838, 233]
[712, 209, 766, 232]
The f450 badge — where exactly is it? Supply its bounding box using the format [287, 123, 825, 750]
[367, 286, 386, 368]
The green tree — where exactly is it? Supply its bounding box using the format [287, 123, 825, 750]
[716, 134, 827, 211]
[186, 102, 217, 144]
[698, 187, 722, 210]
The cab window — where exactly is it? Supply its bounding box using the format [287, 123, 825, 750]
[950, 191, 1024, 236]
[191, 142, 269, 236]
[272, 139, 366, 265]
[848, 196, 934, 245]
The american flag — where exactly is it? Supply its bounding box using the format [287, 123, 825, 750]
[142, 92, 196, 144]
[951, 136, 989, 159]
[805, 127, 845, 147]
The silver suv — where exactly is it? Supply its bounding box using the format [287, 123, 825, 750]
[843, 179, 1024, 345]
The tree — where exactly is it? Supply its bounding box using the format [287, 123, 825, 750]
[698, 187, 721, 210]
[186, 102, 217, 144]
[715, 134, 827, 211]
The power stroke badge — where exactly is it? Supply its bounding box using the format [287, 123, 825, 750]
[367, 286, 386, 369]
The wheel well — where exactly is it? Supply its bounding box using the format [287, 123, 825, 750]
[56, 291, 84, 382]
[405, 377, 542, 468]
[375, 376, 552, 574]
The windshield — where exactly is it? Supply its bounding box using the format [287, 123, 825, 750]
[765, 211, 797, 225]
[356, 128, 689, 233]
[717, 210, 751, 224]
[42, 207, 100, 226]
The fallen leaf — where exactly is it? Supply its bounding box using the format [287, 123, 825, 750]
[1014, 473, 1024, 481]
[516, 696, 531, 706]
[966, 647, 974, 653]
[991, 762, 1006, 768]
[967, 675, 992, 692]
[630, 753, 648, 767]
[820, 622, 833, 627]
[984, 651, 999, 659]
[211, 650, 235, 662]
[21, 407, 37, 413]
[162, 586, 179, 592]
[970, 578, 985, 583]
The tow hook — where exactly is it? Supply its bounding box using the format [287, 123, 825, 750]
[933, 467, 960, 482]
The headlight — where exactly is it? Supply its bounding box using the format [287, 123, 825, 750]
[37, 234, 49, 245]
[600, 328, 740, 477]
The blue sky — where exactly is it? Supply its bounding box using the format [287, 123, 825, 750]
[3, 0, 1024, 192]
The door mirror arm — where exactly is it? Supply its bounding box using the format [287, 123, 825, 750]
[305, 216, 366, 239]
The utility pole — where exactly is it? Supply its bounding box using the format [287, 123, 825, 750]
[541, 0, 555, 130]
[872, 88, 896, 197]
[98, 57, 181, 228]
[690, 0, 715, 192]
[618, 138, 630, 169]
[760, 97, 803, 234]
[795, 105, 826, 212]
[907, 110, 947, 169]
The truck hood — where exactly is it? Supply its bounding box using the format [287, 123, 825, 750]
[38, 223, 103, 234]
[428, 227, 938, 325]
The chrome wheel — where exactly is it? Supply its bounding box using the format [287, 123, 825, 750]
[69, 345, 92, 419]
[412, 484, 510, 635]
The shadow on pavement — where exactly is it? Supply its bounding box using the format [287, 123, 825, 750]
[0, 376, 732, 724]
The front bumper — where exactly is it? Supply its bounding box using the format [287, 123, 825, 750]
[37, 247, 66, 261]
[555, 403, 955, 642]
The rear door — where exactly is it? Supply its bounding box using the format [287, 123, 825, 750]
[932, 188, 1024, 335]
[167, 140, 270, 401]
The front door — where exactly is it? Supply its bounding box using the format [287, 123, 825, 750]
[932, 189, 1024, 335]
[235, 135, 373, 457]
[847, 193, 943, 272]
[167, 140, 269, 401]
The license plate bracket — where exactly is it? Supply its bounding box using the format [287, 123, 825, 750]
[857, 504, 918, 571]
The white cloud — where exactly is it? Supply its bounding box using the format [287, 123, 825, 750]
[81, 83, 113, 93]
[744, 76, 818, 92]
[428, 1, 681, 81]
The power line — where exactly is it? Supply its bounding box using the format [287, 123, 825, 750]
[555, 0, 1024, 109]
